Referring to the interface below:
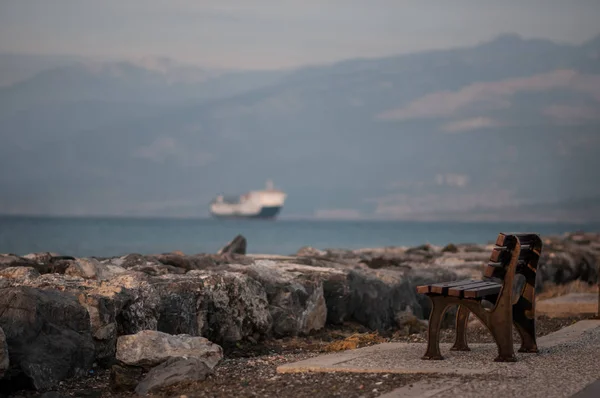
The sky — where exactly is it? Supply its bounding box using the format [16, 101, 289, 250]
[1, 0, 600, 69]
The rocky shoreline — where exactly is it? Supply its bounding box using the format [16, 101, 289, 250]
[0, 232, 598, 396]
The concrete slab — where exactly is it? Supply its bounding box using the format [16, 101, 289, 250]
[537, 293, 598, 317]
[277, 320, 600, 398]
[277, 320, 600, 376]
[278, 342, 505, 375]
[572, 379, 600, 398]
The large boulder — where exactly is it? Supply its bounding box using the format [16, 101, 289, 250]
[191, 271, 272, 344]
[231, 259, 460, 332]
[149, 274, 205, 337]
[76, 285, 132, 366]
[135, 357, 212, 396]
[340, 266, 458, 331]
[111, 271, 272, 345]
[115, 330, 223, 370]
[229, 261, 328, 337]
[0, 287, 95, 390]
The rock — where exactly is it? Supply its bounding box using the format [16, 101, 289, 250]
[115, 330, 223, 370]
[152, 253, 219, 271]
[229, 261, 328, 337]
[539, 246, 599, 286]
[23, 252, 61, 263]
[73, 274, 150, 366]
[296, 246, 327, 257]
[359, 256, 406, 269]
[0, 287, 95, 390]
[110, 364, 143, 393]
[232, 259, 458, 333]
[0, 254, 39, 270]
[2, 267, 272, 347]
[442, 243, 459, 253]
[123, 270, 272, 345]
[129, 262, 186, 276]
[322, 273, 353, 325]
[2, 253, 76, 275]
[322, 248, 359, 260]
[0, 266, 40, 280]
[217, 234, 247, 255]
[394, 310, 427, 335]
[345, 270, 403, 330]
[406, 244, 433, 254]
[108, 273, 161, 336]
[0, 327, 8, 377]
[65, 258, 127, 280]
[346, 266, 459, 330]
[192, 271, 272, 344]
[102, 254, 186, 276]
[151, 274, 204, 337]
[135, 357, 212, 395]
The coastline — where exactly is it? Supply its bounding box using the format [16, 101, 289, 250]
[0, 231, 598, 396]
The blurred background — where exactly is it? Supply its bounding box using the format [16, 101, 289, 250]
[1, 0, 599, 255]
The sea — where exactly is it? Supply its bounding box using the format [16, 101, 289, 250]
[1, 216, 599, 258]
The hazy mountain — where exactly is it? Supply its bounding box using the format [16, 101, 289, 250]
[0, 58, 288, 116]
[1, 33, 599, 221]
[0, 53, 86, 87]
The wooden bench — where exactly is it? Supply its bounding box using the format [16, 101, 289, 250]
[416, 232, 543, 362]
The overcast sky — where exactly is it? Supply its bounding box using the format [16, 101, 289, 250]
[1, 0, 599, 69]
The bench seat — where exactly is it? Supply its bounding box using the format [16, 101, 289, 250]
[416, 279, 501, 299]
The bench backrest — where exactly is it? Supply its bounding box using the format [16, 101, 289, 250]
[483, 233, 542, 305]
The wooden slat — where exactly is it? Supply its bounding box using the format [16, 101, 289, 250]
[483, 263, 505, 279]
[416, 285, 430, 294]
[485, 258, 531, 278]
[430, 279, 478, 295]
[448, 281, 493, 297]
[490, 248, 509, 262]
[490, 246, 532, 263]
[496, 233, 539, 247]
[463, 283, 502, 298]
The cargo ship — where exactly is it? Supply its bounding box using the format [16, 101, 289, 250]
[209, 180, 286, 219]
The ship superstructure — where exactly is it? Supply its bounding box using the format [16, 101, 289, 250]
[209, 180, 286, 219]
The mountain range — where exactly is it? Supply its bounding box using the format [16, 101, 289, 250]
[1, 33, 599, 221]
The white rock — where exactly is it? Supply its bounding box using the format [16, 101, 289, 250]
[116, 330, 223, 369]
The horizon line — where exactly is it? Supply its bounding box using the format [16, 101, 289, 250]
[0, 213, 596, 226]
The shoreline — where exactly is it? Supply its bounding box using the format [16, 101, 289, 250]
[0, 231, 598, 396]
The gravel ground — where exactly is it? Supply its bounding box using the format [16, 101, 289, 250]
[6, 315, 591, 398]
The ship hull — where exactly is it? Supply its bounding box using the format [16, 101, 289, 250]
[210, 205, 283, 219]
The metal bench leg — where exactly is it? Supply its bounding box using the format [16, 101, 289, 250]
[513, 236, 541, 352]
[451, 305, 470, 351]
[513, 286, 538, 353]
[488, 294, 517, 362]
[422, 296, 449, 360]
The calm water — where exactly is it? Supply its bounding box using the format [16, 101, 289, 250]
[1, 216, 599, 257]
